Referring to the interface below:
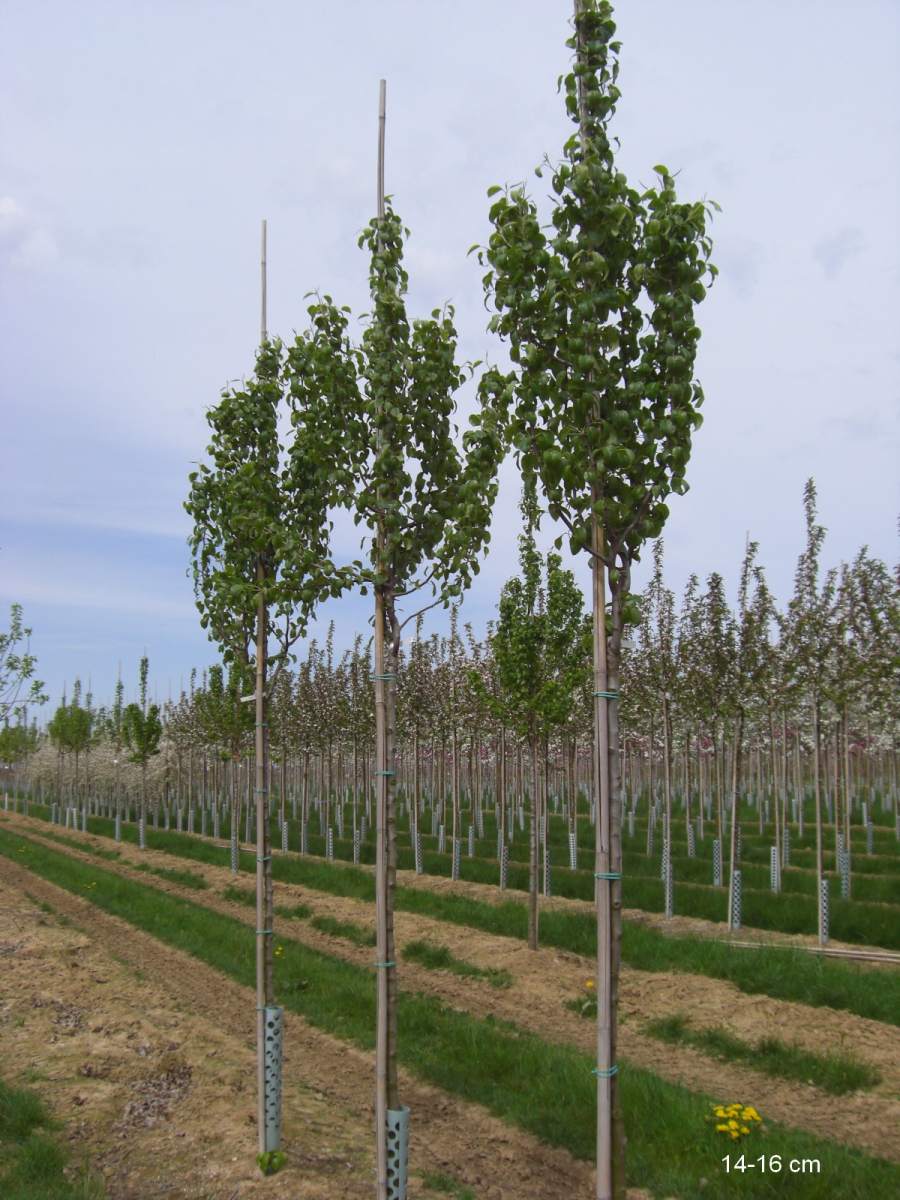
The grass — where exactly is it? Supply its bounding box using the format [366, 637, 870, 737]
[420, 1169, 476, 1199]
[133, 863, 208, 890]
[275, 901, 313, 920]
[645, 1014, 882, 1096]
[0, 1076, 104, 1199]
[16, 810, 900, 1027]
[310, 914, 376, 947]
[3, 826, 900, 1200]
[402, 939, 512, 989]
[222, 883, 256, 906]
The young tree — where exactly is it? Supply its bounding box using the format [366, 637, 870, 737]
[783, 480, 834, 943]
[0, 602, 47, 723]
[122, 657, 162, 848]
[185, 227, 340, 1166]
[474, 483, 590, 948]
[477, 3, 715, 1192]
[47, 679, 93, 808]
[284, 84, 502, 1199]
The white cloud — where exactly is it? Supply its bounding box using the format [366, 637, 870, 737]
[813, 227, 866, 279]
[0, 195, 59, 269]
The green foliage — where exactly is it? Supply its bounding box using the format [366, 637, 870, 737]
[0, 603, 47, 723]
[47, 681, 93, 761]
[256, 1150, 287, 1176]
[185, 337, 340, 670]
[193, 663, 253, 760]
[0, 721, 38, 767]
[285, 204, 503, 611]
[120, 659, 162, 768]
[473, 485, 589, 740]
[478, 0, 715, 608]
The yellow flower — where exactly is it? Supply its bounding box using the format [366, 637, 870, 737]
[741, 1126, 750, 1135]
[716, 1124, 729, 1132]
[730, 1130, 740, 1139]
[585, 980, 595, 989]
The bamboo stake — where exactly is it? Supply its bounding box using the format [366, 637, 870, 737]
[373, 75, 390, 1200]
[254, 216, 274, 1156]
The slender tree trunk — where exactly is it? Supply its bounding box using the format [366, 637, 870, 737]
[254, 560, 273, 1155]
[726, 709, 745, 928]
[812, 693, 825, 944]
[528, 731, 539, 950]
[591, 513, 615, 1200]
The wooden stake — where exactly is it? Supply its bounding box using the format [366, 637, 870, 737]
[373, 75, 390, 1200]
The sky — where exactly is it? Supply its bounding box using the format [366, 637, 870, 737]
[1, 0, 898, 714]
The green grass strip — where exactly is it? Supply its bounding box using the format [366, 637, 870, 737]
[19, 810, 900, 1027]
[645, 1015, 882, 1097]
[0, 1075, 104, 1199]
[402, 939, 512, 989]
[3, 828, 899, 1200]
[309, 914, 376, 947]
[133, 863, 208, 890]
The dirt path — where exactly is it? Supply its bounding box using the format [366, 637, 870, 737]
[6, 812, 899, 1166]
[0, 837, 603, 1200]
[0, 873, 371, 1200]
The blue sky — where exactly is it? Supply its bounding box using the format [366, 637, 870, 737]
[1, 0, 897, 713]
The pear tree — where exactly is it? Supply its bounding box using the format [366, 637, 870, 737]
[476, 2, 715, 1192]
[283, 83, 503, 1200]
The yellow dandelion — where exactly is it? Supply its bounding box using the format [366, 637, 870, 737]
[716, 1124, 729, 1133]
[585, 980, 595, 989]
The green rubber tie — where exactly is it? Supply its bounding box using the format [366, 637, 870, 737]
[256, 929, 274, 936]
[374, 961, 396, 969]
[375, 770, 396, 776]
[593, 1064, 619, 1078]
[256, 856, 271, 863]
[371, 673, 397, 681]
[593, 690, 620, 699]
[594, 871, 622, 880]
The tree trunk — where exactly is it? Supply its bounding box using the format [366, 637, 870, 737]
[727, 709, 745, 928]
[812, 693, 825, 944]
[591, 512, 615, 1200]
[254, 561, 274, 1154]
[528, 732, 540, 950]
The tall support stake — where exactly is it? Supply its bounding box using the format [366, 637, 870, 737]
[591, 514, 613, 1200]
[255, 218, 279, 1158]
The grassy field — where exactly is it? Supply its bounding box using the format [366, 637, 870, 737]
[20, 806, 900, 1026]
